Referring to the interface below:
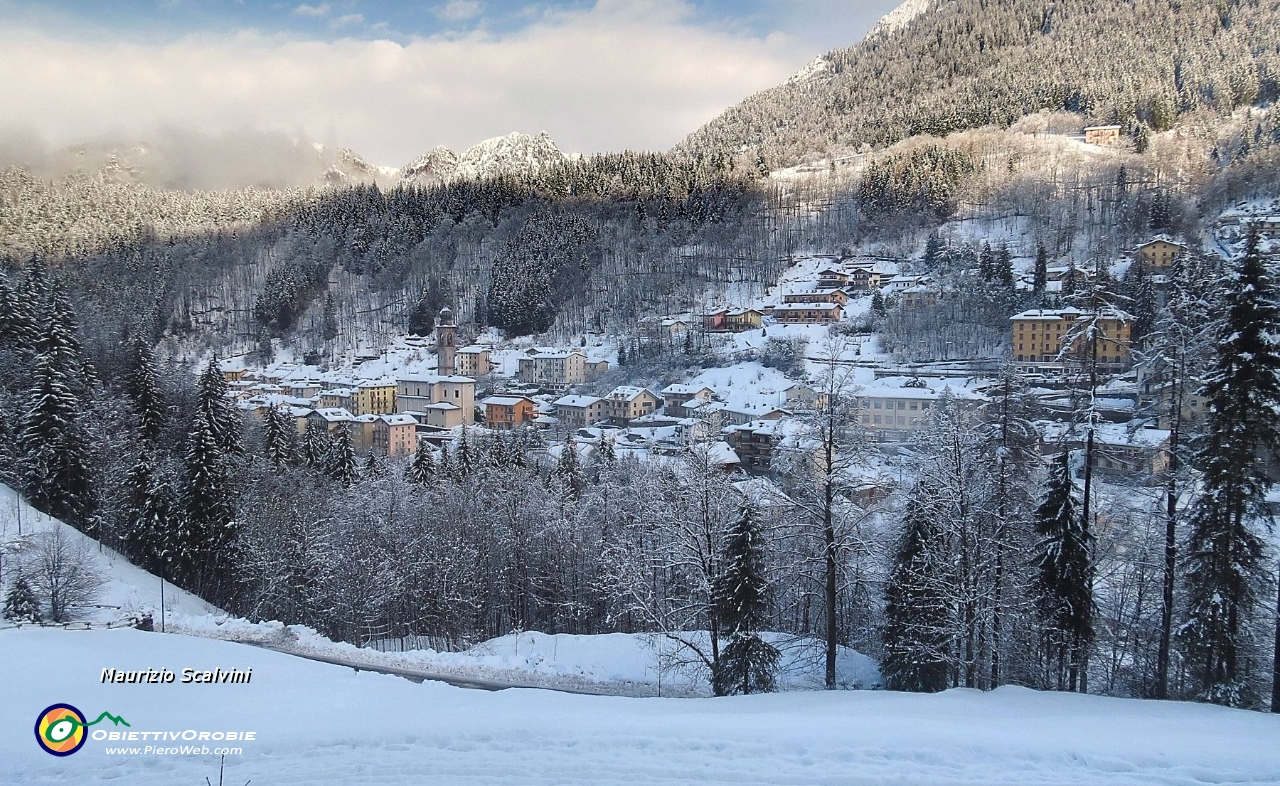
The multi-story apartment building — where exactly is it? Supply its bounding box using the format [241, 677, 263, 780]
[553, 395, 605, 428]
[354, 377, 397, 416]
[518, 349, 588, 391]
[1011, 307, 1132, 373]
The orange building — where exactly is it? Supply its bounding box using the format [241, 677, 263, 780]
[481, 395, 536, 430]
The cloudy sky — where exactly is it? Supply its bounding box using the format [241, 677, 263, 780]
[0, 0, 900, 166]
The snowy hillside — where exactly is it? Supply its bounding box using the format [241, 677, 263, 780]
[7, 626, 1280, 785]
[0, 485, 218, 625]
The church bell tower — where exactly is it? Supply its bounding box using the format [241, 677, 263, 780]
[436, 306, 457, 375]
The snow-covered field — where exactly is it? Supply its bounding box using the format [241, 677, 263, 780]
[7, 626, 1280, 785]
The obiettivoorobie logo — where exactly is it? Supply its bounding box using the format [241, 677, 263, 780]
[35, 704, 130, 756]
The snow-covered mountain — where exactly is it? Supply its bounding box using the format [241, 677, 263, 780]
[398, 144, 460, 185]
[450, 131, 566, 182]
[318, 146, 401, 187]
[867, 0, 933, 40]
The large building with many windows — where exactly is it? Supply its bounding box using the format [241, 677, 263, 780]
[1011, 307, 1132, 373]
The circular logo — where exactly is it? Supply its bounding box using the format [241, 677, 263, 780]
[35, 704, 87, 756]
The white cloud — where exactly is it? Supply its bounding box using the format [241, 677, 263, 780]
[331, 13, 364, 29]
[292, 3, 330, 17]
[433, 0, 484, 22]
[0, 0, 887, 165]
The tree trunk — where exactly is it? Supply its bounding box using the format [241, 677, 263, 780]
[1272, 563, 1280, 713]
[824, 482, 838, 689]
[1157, 369, 1181, 699]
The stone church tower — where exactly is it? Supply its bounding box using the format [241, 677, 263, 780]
[436, 306, 457, 375]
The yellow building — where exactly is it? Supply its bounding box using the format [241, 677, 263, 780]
[1012, 307, 1132, 371]
[1135, 238, 1186, 270]
[354, 378, 397, 416]
[1084, 125, 1122, 145]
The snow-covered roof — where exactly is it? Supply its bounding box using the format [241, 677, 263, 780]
[379, 414, 418, 426]
[555, 395, 603, 408]
[661, 384, 713, 397]
[482, 396, 533, 407]
[607, 386, 657, 401]
[312, 407, 355, 422]
[458, 345, 489, 354]
[358, 377, 397, 388]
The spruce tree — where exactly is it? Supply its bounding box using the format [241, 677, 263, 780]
[123, 450, 176, 576]
[263, 406, 295, 469]
[198, 357, 243, 456]
[325, 426, 359, 486]
[712, 502, 779, 696]
[302, 420, 330, 469]
[20, 335, 96, 531]
[556, 436, 585, 500]
[979, 241, 995, 281]
[437, 440, 453, 480]
[182, 413, 238, 601]
[996, 242, 1014, 288]
[3, 575, 42, 622]
[881, 489, 952, 692]
[1033, 244, 1049, 297]
[1033, 451, 1094, 692]
[454, 427, 475, 480]
[406, 439, 435, 487]
[126, 336, 166, 442]
[362, 451, 383, 480]
[1180, 228, 1280, 707]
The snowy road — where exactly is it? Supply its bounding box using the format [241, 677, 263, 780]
[7, 627, 1280, 785]
[247, 641, 617, 695]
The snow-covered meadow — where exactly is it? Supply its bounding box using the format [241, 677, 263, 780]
[7, 626, 1280, 785]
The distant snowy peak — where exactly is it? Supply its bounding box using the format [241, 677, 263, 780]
[868, 0, 934, 40]
[399, 145, 460, 185]
[451, 131, 566, 182]
[321, 147, 394, 186]
[397, 132, 566, 186]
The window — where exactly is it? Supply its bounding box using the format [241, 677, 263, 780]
[897, 402, 906, 410]
[873, 401, 882, 409]
[874, 415, 882, 424]
[909, 402, 918, 410]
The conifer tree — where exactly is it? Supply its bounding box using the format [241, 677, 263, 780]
[362, 451, 383, 480]
[1180, 228, 1280, 707]
[437, 439, 453, 480]
[882, 488, 952, 692]
[126, 336, 166, 442]
[198, 357, 243, 456]
[2, 575, 41, 622]
[996, 242, 1014, 288]
[406, 439, 435, 487]
[1033, 451, 1094, 692]
[263, 406, 295, 469]
[556, 436, 585, 500]
[20, 330, 96, 531]
[182, 413, 237, 601]
[123, 449, 176, 576]
[302, 420, 330, 469]
[454, 427, 475, 480]
[325, 426, 359, 486]
[1033, 244, 1049, 297]
[712, 502, 779, 696]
